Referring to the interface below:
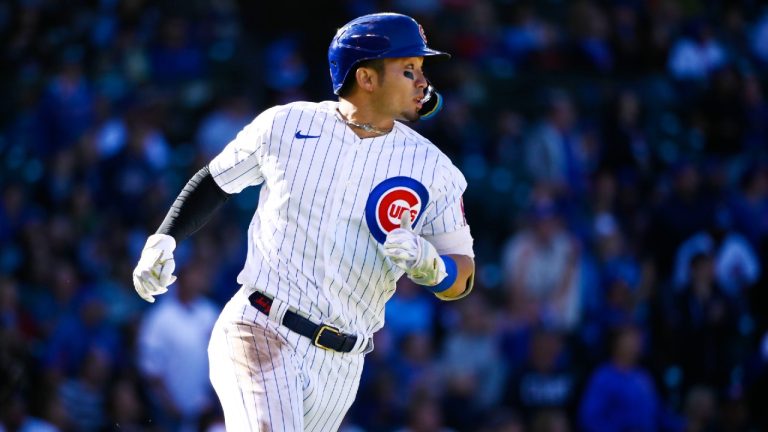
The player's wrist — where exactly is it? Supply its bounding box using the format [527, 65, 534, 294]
[427, 255, 457, 291]
[146, 233, 176, 253]
[410, 254, 456, 290]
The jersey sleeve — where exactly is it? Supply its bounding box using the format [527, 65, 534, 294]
[420, 161, 474, 257]
[208, 107, 276, 194]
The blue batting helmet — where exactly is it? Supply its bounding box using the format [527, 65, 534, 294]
[328, 13, 451, 95]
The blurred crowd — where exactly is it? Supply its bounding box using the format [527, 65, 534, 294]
[2, 0, 768, 431]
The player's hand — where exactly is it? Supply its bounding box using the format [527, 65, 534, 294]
[383, 213, 447, 286]
[132, 234, 177, 303]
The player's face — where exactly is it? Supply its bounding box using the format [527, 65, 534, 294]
[374, 57, 429, 122]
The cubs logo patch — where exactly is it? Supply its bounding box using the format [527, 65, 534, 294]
[365, 176, 430, 244]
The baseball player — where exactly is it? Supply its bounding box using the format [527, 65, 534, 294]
[132, 12, 475, 431]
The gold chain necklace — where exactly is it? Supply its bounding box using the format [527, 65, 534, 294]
[336, 109, 392, 136]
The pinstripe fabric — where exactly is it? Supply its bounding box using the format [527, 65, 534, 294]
[207, 101, 472, 430]
[209, 292, 364, 431]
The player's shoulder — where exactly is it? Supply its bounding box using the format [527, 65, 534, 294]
[392, 121, 432, 145]
[393, 122, 455, 166]
[395, 124, 468, 189]
[252, 101, 336, 128]
[270, 100, 336, 118]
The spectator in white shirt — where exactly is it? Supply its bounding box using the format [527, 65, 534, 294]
[137, 259, 219, 432]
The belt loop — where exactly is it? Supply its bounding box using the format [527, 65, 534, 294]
[351, 335, 371, 353]
[362, 338, 374, 354]
[266, 296, 289, 325]
[245, 288, 287, 325]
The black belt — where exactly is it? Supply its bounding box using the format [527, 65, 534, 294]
[248, 291, 358, 353]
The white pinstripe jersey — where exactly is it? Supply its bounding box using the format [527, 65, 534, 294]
[208, 100, 473, 338]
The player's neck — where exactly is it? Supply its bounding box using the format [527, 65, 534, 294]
[337, 98, 394, 138]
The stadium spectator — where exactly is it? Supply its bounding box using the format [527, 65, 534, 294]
[578, 324, 679, 432]
[137, 260, 218, 431]
[440, 293, 505, 429]
[501, 197, 583, 331]
[665, 252, 740, 393]
[525, 91, 591, 198]
[672, 210, 760, 299]
[502, 326, 576, 428]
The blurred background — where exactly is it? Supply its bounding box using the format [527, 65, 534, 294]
[2, 0, 768, 431]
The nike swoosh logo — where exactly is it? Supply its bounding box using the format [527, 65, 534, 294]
[295, 131, 321, 139]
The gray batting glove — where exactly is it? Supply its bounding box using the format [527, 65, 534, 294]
[132, 233, 177, 303]
[383, 212, 447, 286]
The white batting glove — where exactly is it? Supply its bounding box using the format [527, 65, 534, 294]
[383, 212, 447, 286]
[132, 233, 177, 303]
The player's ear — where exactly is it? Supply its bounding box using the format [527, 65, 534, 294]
[355, 67, 377, 93]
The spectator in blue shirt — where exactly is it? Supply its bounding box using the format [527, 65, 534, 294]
[578, 323, 672, 432]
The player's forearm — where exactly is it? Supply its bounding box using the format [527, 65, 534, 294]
[433, 254, 475, 300]
[157, 165, 231, 242]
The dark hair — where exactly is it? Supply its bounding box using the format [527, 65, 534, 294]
[337, 58, 386, 97]
[689, 251, 712, 269]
